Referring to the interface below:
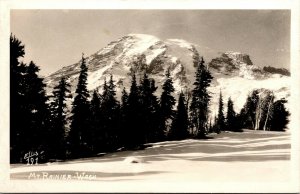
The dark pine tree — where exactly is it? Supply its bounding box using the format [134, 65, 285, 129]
[216, 91, 225, 133]
[10, 35, 50, 163]
[125, 73, 144, 149]
[120, 87, 129, 147]
[139, 74, 160, 143]
[69, 55, 90, 158]
[169, 92, 189, 140]
[226, 97, 240, 132]
[149, 79, 161, 142]
[10, 34, 26, 163]
[269, 99, 289, 131]
[159, 68, 175, 138]
[139, 73, 151, 143]
[189, 57, 213, 138]
[49, 77, 72, 159]
[23, 61, 50, 162]
[89, 90, 105, 153]
[101, 75, 121, 151]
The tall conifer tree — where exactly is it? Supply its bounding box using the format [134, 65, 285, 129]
[159, 68, 175, 136]
[22, 61, 50, 161]
[10, 35, 50, 163]
[216, 91, 225, 132]
[169, 92, 189, 140]
[69, 55, 90, 157]
[140, 74, 160, 143]
[10, 34, 26, 163]
[120, 87, 129, 147]
[125, 73, 144, 149]
[189, 57, 213, 138]
[101, 75, 120, 150]
[226, 97, 237, 132]
[49, 77, 72, 159]
[89, 90, 104, 153]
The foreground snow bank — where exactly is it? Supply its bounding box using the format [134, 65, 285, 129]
[9, 130, 296, 192]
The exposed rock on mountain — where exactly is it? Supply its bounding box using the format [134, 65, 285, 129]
[209, 52, 265, 79]
[263, 66, 290, 76]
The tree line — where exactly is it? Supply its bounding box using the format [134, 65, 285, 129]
[212, 88, 289, 133]
[10, 35, 289, 163]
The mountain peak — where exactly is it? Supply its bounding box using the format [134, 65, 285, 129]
[209, 51, 263, 79]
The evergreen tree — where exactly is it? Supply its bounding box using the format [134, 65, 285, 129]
[69, 55, 90, 157]
[10, 34, 26, 163]
[139, 74, 161, 143]
[226, 97, 239, 132]
[269, 99, 289, 131]
[189, 57, 213, 138]
[120, 87, 129, 147]
[159, 68, 175, 137]
[10, 35, 50, 163]
[125, 73, 144, 149]
[49, 77, 72, 159]
[139, 73, 152, 142]
[101, 75, 121, 150]
[89, 90, 104, 153]
[169, 92, 189, 140]
[23, 61, 50, 161]
[149, 79, 162, 142]
[216, 91, 225, 132]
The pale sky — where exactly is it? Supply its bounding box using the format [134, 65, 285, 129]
[11, 10, 290, 76]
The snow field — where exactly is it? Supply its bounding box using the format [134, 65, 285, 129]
[11, 130, 291, 184]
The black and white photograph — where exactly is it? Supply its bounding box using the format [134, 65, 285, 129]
[0, 0, 299, 193]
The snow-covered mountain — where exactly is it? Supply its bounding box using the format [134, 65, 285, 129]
[45, 34, 199, 97]
[45, 34, 290, 117]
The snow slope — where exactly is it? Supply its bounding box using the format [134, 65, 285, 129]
[10, 130, 294, 192]
[208, 75, 290, 117]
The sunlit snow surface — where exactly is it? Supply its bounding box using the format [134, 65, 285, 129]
[209, 75, 290, 117]
[11, 130, 291, 189]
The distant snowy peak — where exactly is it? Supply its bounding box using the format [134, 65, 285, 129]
[45, 33, 199, 97]
[209, 52, 267, 79]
